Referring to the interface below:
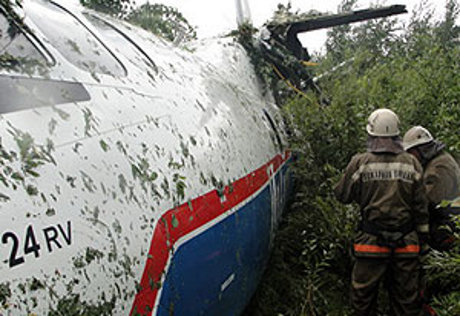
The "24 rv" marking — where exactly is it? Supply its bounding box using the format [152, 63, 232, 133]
[1, 221, 72, 268]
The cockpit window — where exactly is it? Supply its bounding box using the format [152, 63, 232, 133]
[0, 10, 47, 70]
[84, 14, 157, 73]
[24, 0, 126, 77]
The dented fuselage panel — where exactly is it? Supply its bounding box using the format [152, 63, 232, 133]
[0, 0, 291, 315]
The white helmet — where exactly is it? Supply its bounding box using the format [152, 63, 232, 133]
[402, 126, 434, 150]
[366, 108, 400, 137]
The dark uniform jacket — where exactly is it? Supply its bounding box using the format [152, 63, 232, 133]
[424, 152, 460, 207]
[335, 151, 428, 258]
[424, 152, 460, 250]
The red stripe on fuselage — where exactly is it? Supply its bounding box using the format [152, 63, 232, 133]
[130, 152, 291, 315]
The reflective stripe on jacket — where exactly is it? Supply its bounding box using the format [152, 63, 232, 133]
[353, 231, 420, 258]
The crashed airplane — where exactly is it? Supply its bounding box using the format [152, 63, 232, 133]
[0, 0, 405, 315]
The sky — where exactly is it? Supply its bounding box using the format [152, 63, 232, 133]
[139, 0, 455, 53]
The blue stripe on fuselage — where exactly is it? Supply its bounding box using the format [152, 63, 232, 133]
[157, 163, 291, 316]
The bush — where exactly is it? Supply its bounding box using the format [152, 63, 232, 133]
[245, 1, 459, 315]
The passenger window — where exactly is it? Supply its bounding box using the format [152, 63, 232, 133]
[24, 0, 125, 76]
[0, 10, 47, 68]
[84, 14, 157, 72]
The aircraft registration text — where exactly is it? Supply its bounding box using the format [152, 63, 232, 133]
[1, 221, 72, 268]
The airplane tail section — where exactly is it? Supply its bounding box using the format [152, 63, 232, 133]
[235, 0, 252, 27]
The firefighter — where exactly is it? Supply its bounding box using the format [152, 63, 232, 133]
[335, 109, 428, 316]
[403, 126, 460, 315]
[403, 126, 460, 251]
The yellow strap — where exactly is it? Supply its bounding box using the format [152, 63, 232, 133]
[271, 64, 309, 98]
[301, 61, 319, 67]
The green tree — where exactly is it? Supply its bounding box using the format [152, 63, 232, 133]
[245, 0, 459, 315]
[126, 3, 196, 42]
[79, 0, 134, 17]
[80, 0, 196, 43]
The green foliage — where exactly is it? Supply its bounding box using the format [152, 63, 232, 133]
[126, 4, 196, 42]
[48, 293, 116, 316]
[319, 0, 460, 151]
[80, 0, 134, 18]
[424, 224, 460, 315]
[431, 291, 460, 316]
[270, 3, 326, 25]
[233, 23, 277, 95]
[0, 282, 11, 307]
[246, 0, 460, 315]
[80, 1, 196, 43]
